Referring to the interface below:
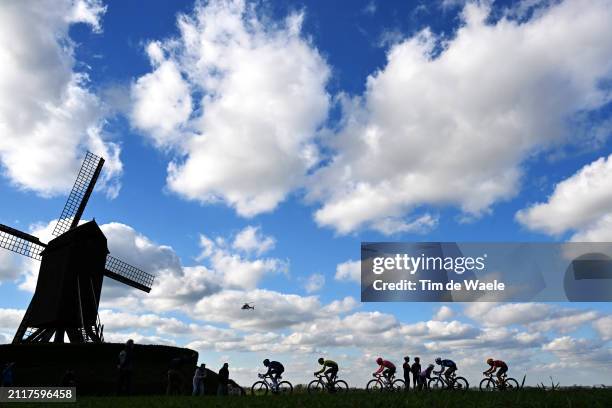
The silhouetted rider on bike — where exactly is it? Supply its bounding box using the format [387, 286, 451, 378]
[314, 358, 338, 385]
[262, 359, 284, 391]
[484, 358, 508, 382]
[373, 357, 396, 383]
[434, 357, 457, 382]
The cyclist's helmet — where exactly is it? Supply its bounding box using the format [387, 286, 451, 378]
[435, 357, 442, 364]
[318, 358, 325, 365]
[376, 357, 383, 365]
[486, 358, 494, 365]
[263, 359, 270, 366]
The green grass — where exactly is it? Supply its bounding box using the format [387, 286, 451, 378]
[16, 389, 612, 408]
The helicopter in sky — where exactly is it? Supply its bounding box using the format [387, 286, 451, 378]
[241, 302, 255, 310]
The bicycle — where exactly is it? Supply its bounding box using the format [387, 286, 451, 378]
[307, 373, 349, 394]
[479, 372, 519, 391]
[250, 373, 293, 395]
[366, 373, 405, 392]
[428, 370, 469, 391]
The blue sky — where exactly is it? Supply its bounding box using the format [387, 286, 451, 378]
[0, 0, 611, 387]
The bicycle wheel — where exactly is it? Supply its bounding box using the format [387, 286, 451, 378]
[428, 377, 445, 390]
[366, 379, 384, 392]
[504, 378, 520, 391]
[307, 379, 325, 394]
[278, 381, 293, 394]
[251, 381, 269, 395]
[392, 379, 406, 391]
[479, 378, 496, 391]
[453, 376, 469, 391]
[333, 380, 349, 393]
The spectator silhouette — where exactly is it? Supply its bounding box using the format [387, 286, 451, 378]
[117, 339, 134, 395]
[61, 369, 76, 387]
[402, 356, 410, 390]
[166, 357, 185, 395]
[411, 357, 421, 390]
[217, 363, 229, 396]
[418, 364, 435, 391]
[1, 362, 15, 386]
[192, 363, 206, 396]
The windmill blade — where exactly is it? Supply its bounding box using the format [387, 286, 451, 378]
[52, 151, 105, 237]
[0, 224, 46, 260]
[104, 255, 155, 293]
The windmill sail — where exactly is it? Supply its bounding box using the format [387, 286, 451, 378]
[52, 151, 105, 237]
[104, 255, 155, 293]
[0, 224, 46, 260]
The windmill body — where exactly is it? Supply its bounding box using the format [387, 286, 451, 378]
[23, 221, 108, 343]
[0, 152, 155, 344]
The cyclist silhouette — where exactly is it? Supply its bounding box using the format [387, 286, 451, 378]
[374, 357, 396, 383]
[314, 358, 338, 385]
[483, 358, 508, 381]
[262, 359, 284, 391]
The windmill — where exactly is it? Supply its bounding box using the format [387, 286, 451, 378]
[0, 152, 154, 344]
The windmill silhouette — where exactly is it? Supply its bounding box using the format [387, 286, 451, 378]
[0, 152, 154, 344]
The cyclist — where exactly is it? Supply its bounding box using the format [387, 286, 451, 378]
[373, 357, 396, 384]
[262, 359, 284, 391]
[314, 358, 338, 386]
[483, 358, 508, 382]
[418, 364, 435, 390]
[434, 357, 457, 383]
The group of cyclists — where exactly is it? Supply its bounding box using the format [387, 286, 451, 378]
[256, 356, 510, 392]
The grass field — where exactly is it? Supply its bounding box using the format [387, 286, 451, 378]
[16, 389, 612, 408]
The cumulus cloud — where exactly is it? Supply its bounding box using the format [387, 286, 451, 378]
[0, 0, 122, 197]
[593, 315, 612, 341]
[309, 0, 612, 234]
[464, 303, 600, 334]
[130, 0, 330, 216]
[335, 260, 361, 283]
[304, 273, 325, 293]
[432, 305, 455, 321]
[232, 226, 275, 255]
[517, 154, 612, 240]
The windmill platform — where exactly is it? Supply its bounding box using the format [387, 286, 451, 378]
[0, 342, 198, 395]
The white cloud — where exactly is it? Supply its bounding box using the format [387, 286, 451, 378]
[198, 232, 287, 291]
[232, 226, 275, 255]
[464, 303, 600, 334]
[309, 0, 612, 234]
[517, 154, 612, 240]
[130, 0, 330, 216]
[335, 260, 360, 283]
[0, 0, 122, 197]
[304, 273, 325, 293]
[593, 315, 612, 341]
[432, 305, 455, 321]
[370, 213, 439, 235]
[0, 308, 24, 330]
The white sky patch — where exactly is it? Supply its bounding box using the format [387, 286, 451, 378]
[0, 0, 122, 197]
[232, 226, 275, 255]
[130, 0, 330, 217]
[335, 260, 361, 283]
[517, 154, 612, 240]
[432, 305, 455, 321]
[304, 273, 325, 293]
[309, 0, 612, 234]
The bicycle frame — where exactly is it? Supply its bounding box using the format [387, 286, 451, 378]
[373, 373, 395, 389]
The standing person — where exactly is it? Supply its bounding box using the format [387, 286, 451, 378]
[192, 363, 206, 396]
[117, 339, 134, 395]
[217, 363, 229, 396]
[1, 362, 15, 386]
[411, 357, 421, 390]
[402, 356, 411, 390]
